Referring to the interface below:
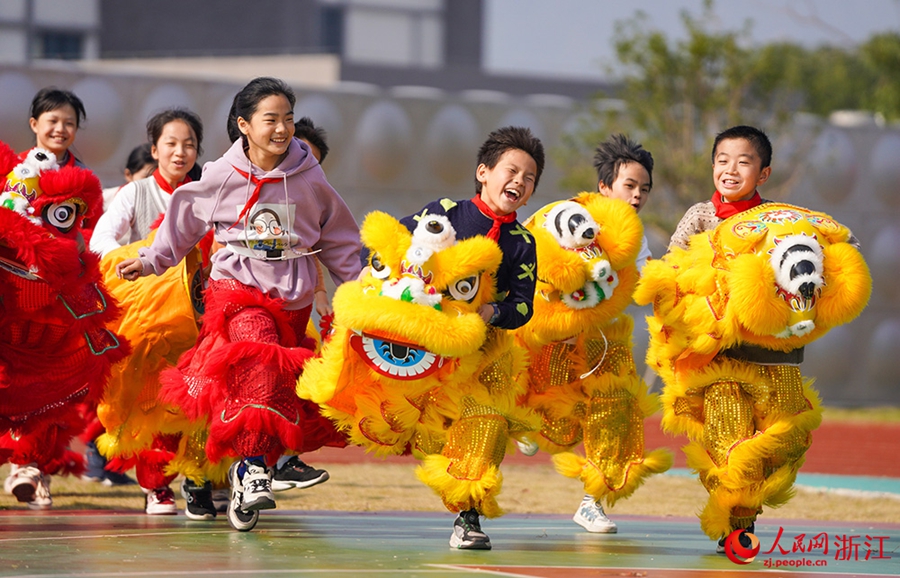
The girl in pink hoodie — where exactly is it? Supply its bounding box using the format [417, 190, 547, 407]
[116, 77, 361, 530]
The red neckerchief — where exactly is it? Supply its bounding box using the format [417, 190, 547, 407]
[228, 166, 283, 230]
[712, 190, 762, 219]
[471, 194, 516, 241]
[152, 168, 191, 195]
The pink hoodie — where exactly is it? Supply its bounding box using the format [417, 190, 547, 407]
[138, 138, 361, 309]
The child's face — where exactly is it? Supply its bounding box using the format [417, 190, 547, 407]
[29, 104, 78, 158]
[238, 94, 295, 163]
[151, 120, 198, 185]
[124, 162, 155, 183]
[713, 137, 771, 202]
[598, 161, 651, 213]
[476, 148, 537, 216]
[299, 138, 322, 163]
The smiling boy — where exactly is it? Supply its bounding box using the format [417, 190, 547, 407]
[399, 126, 543, 330]
[669, 125, 772, 250]
[391, 126, 544, 550]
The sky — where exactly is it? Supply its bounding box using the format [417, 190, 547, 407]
[483, 0, 900, 81]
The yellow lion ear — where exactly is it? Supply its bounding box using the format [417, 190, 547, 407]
[360, 211, 410, 264]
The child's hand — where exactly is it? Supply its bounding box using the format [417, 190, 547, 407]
[478, 303, 494, 323]
[116, 258, 144, 281]
[314, 289, 333, 317]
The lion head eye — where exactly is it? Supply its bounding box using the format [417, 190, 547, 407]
[370, 253, 392, 280]
[446, 275, 480, 303]
[43, 201, 78, 233]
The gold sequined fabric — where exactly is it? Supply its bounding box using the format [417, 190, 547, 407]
[530, 342, 577, 393]
[540, 414, 583, 447]
[442, 397, 509, 481]
[583, 389, 643, 490]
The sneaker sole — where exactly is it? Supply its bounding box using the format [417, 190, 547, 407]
[449, 533, 492, 550]
[271, 471, 329, 492]
[573, 513, 617, 534]
[242, 495, 276, 512]
[184, 510, 216, 521]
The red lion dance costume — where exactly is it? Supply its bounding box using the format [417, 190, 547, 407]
[0, 140, 127, 507]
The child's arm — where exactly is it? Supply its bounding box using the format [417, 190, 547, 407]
[668, 202, 714, 251]
[137, 182, 214, 276]
[312, 182, 363, 285]
[90, 182, 137, 257]
[313, 257, 332, 317]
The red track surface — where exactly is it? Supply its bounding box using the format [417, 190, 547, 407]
[312, 417, 900, 478]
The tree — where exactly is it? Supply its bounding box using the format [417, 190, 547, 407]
[557, 2, 840, 235]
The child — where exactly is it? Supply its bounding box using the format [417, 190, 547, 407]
[92, 109, 203, 256]
[668, 125, 771, 250]
[595, 133, 654, 271]
[102, 143, 157, 211]
[269, 116, 333, 494]
[565, 133, 656, 534]
[24, 87, 88, 168]
[643, 125, 867, 553]
[399, 126, 544, 549]
[91, 108, 209, 517]
[115, 77, 361, 531]
[2, 87, 91, 509]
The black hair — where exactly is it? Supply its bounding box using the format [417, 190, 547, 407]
[30, 87, 87, 127]
[474, 126, 545, 194]
[146, 108, 204, 156]
[711, 125, 772, 169]
[125, 142, 156, 174]
[593, 134, 654, 190]
[294, 116, 329, 163]
[226, 77, 296, 146]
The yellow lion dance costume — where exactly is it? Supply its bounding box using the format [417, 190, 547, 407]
[634, 202, 871, 541]
[298, 210, 538, 519]
[516, 193, 672, 511]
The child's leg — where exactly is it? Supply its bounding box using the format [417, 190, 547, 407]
[699, 379, 760, 537]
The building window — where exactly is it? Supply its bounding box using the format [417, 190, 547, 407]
[39, 32, 83, 60]
[321, 6, 343, 54]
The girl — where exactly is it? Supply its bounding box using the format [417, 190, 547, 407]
[91, 108, 207, 517]
[25, 87, 87, 168]
[116, 77, 361, 531]
[91, 109, 203, 256]
[2, 87, 91, 511]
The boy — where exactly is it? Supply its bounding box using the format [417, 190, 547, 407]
[268, 116, 333, 495]
[398, 126, 544, 549]
[669, 125, 771, 250]
[595, 133, 654, 271]
[563, 134, 656, 535]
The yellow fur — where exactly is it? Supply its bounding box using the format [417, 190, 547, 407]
[637, 202, 870, 539]
[297, 210, 534, 516]
[516, 193, 672, 507]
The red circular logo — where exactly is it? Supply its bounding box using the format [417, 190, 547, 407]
[724, 529, 761, 564]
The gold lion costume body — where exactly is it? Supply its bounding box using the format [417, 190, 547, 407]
[634, 202, 871, 540]
[297, 211, 538, 518]
[515, 193, 672, 508]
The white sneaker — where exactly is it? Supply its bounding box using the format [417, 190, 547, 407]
[28, 473, 52, 510]
[573, 495, 617, 533]
[516, 438, 539, 456]
[5, 463, 40, 502]
[240, 460, 276, 512]
[144, 486, 178, 515]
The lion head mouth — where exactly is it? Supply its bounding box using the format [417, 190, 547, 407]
[349, 330, 445, 380]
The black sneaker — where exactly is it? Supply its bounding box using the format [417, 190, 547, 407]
[449, 508, 491, 550]
[181, 478, 217, 521]
[271, 456, 330, 492]
[82, 442, 136, 486]
[716, 522, 755, 554]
